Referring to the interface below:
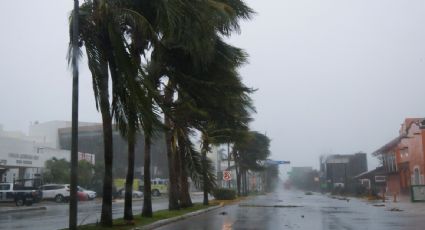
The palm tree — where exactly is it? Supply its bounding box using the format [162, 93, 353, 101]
[68, 1, 79, 229]
[70, 0, 153, 226]
[147, 0, 254, 206]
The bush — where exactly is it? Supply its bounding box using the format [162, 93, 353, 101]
[213, 188, 236, 200]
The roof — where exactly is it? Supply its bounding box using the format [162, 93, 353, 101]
[371, 135, 404, 156]
[353, 167, 385, 179]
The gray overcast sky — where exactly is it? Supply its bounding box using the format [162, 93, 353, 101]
[2, 0, 425, 169]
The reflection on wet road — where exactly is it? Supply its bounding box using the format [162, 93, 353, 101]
[0, 195, 203, 230]
[158, 190, 425, 230]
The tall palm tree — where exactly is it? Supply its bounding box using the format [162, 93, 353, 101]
[70, 0, 153, 226]
[68, 1, 79, 229]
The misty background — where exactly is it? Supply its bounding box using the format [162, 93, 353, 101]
[2, 0, 425, 170]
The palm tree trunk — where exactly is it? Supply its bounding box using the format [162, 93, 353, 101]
[164, 82, 179, 210]
[100, 112, 113, 226]
[244, 170, 248, 196]
[202, 139, 209, 206]
[178, 134, 192, 208]
[233, 151, 241, 196]
[227, 143, 230, 189]
[99, 73, 113, 227]
[174, 133, 182, 204]
[240, 169, 245, 196]
[165, 121, 179, 210]
[124, 128, 135, 221]
[142, 135, 153, 217]
[69, 1, 79, 229]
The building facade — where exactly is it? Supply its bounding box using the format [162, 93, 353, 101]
[373, 118, 425, 197]
[0, 135, 70, 182]
[320, 152, 368, 190]
[58, 124, 169, 179]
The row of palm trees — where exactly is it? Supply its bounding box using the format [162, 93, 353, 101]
[69, 0, 255, 228]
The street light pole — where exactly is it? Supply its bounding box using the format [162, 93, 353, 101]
[69, 1, 79, 229]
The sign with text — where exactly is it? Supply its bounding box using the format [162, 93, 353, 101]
[411, 185, 425, 202]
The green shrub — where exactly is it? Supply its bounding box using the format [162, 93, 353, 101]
[213, 188, 236, 200]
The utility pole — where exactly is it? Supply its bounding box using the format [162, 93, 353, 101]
[69, 1, 79, 229]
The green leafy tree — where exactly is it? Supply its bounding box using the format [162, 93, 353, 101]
[234, 131, 271, 195]
[78, 160, 95, 189]
[43, 158, 70, 184]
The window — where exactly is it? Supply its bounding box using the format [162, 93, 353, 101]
[375, 176, 386, 183]
[0, 184, 11, 190]
[383, 152, 397, 173]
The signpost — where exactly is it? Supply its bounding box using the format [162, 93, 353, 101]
[223, 171, 232, 181]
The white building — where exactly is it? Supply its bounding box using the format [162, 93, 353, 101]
[0, 121, 96, 182]
[0, 136, 70, 182]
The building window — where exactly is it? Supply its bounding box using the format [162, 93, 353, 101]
[383, 152, 397, 173]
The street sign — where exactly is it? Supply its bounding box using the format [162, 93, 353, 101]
[275, 161, 290, 165]
[223, 171, 232, 181]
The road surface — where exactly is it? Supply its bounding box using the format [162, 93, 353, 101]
[158, 190, 425, 230]
[0, 195, 203, 230]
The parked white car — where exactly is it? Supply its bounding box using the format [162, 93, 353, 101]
[39, 184, 70, 202]
[118, 188, 143, 198]
[78, 186, 96, 200]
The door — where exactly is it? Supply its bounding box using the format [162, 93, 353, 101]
[414, 168, 420, 185]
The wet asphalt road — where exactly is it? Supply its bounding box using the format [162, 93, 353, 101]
[0, 195, 203, 230]
[158, 190, 425, 230]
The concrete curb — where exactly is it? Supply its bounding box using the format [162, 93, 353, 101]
[133, 204, 223, 230]
[0, 206, 47, 214]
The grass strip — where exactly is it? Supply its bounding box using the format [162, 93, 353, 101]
[75, 203, 215, 230]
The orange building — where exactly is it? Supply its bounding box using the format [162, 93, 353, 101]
[373, 118, 425, 197]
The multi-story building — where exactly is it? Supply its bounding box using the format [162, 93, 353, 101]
[372, 118, 425, 197]
[58, 124, 168, 179]
[320, 152, 367, 190]
[1, 120, 168, 182]
[0, 135, 70, 182]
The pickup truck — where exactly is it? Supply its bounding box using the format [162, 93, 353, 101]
[0, 183, 42, 206]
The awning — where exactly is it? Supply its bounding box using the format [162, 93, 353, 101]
[354, 167, 385, 179]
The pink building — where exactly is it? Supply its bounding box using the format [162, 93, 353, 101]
[373, 118, 425, 197]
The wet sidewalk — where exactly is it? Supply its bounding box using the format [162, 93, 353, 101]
[0, 205, 47, 214]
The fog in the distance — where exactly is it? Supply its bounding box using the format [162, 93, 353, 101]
[2, 0, 425, 170]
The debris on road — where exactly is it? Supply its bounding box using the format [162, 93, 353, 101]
[388, 207, 403, 212]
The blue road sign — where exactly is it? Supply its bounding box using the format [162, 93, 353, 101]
[267, 160, 290, 165]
